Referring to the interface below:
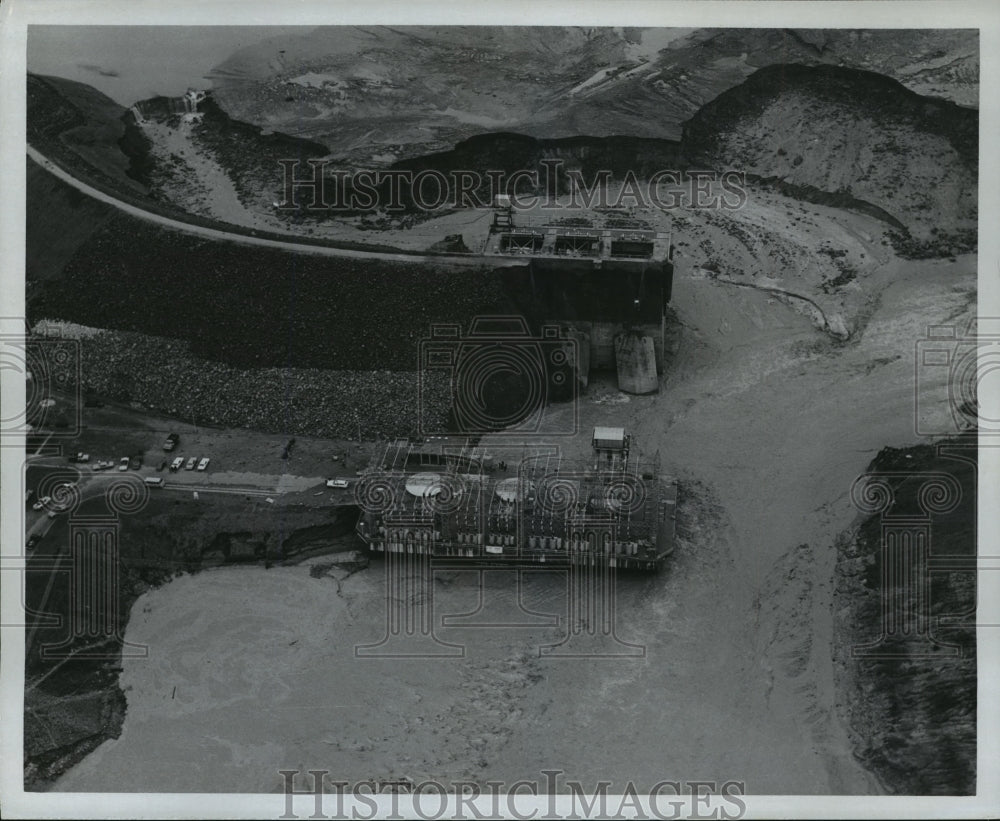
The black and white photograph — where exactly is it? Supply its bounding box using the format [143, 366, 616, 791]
[1, 1, 998, 818]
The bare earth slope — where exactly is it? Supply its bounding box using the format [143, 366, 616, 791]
[834, 441, 976, 795]
[682, 64, 977, 244]
[27, 73, 149, 194]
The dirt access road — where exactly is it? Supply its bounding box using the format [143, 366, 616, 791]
[26, 145, 508, 266]
[54, 250, 974, 795]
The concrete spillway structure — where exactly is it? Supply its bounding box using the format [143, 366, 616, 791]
[131, 89, 207, 122]
[484, 208, 674, 394]
[615, 333, 658, 394]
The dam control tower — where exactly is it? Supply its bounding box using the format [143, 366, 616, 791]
[484, 196, 674, 394]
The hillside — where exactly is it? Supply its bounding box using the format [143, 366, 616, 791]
[835, 440, 977, 794]
[25, 158, 117, 289]
[682, 64, 977, 246]
[208, 25, 632, 163]
[207, 27, 978, 164]
[623, 28, 978, 130]
[112, 63, 977, 250]
[393, 131, 683, 178]
[27, 34, 978, 257]
[27, 73, 150, 194]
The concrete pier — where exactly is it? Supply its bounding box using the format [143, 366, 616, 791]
[564, 325, 591, 389]
[615, 333, 658, 394]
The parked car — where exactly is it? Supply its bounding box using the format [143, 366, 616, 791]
[25, 489, 34, 504]
[32, 495, 50, 511]
[129, 455, 142, 470]
[169, 456, 184, 472]
[197, 457, 210, 471]
[26, 534, 40, 550]
[144, 476, 164, 487]
[157, 459, 168, 471]
[47, 509, 57, 519]
[326, 478, 350, 489]
[162, 433, 179, 452]
[118, 457, 130, 471]
[68, 452, 90, 463]
[185, 457, 197, 470]
[94, 460, 114, 471]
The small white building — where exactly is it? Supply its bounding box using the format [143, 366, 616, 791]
[592, 425, 631, 468]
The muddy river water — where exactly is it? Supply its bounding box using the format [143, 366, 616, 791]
[54, 263, 975, 795]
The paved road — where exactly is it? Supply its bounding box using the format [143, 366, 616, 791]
[25, 455, 331, 504]
[27, 145, 518, 269]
